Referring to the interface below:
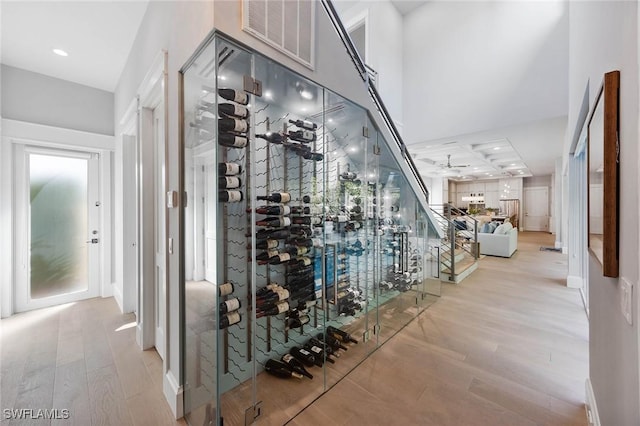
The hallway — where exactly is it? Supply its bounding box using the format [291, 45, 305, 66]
[0, 232, 587, 425]
[290, 231, 588, 425]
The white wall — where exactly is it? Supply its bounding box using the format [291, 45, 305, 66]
[1, 65, 114, 135]
[336, 0, 404, 129]
[402, 1, 568, 144]
[566, 2, 639, 425]
[114, 1, 215, 417]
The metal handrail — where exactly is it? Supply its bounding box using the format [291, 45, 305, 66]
[320, 0, 430, 203]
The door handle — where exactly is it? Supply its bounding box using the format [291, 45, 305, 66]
[86, 238, 99, 244]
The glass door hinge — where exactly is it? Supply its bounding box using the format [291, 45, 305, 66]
[362, 126, 369, 138]
[245, 401, 263, 425]
[243, 76, 263, 97]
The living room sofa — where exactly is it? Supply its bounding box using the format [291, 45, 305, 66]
[477, 223, 518, 257]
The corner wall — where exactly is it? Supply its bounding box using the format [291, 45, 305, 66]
[567, 2, 639, 424]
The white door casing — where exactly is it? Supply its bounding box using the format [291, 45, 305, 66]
[524, 186, 549, 232]
[14, 145, 101, 312]
[153, 101, 167, 360]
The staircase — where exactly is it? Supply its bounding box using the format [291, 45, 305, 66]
[430, 204, 480, 284]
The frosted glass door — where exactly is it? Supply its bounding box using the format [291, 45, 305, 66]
[15, 147, 100, 312]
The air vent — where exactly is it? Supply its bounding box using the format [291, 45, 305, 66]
[243, 0, 315, 69]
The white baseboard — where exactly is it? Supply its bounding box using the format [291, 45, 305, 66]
[113, 283, 124, 312]
[585, 378, 600, 426]
[562, 246, 568, 254]
[567, 275, 584, 289]
[555, 240, 563, 249]
[164, 369, 184, 419]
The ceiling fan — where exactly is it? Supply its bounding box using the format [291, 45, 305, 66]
[440, 154, 470, 169]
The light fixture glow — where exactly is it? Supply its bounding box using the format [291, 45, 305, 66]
[328, 118, 334, 123]
[264, 90, 273, 99]
[218, 75, 227, 81]
[53, 48, 68, 57]
[349, 147, 357, 153]
[493, 147, 501, 150]
[300, 90, 313, 100]
[301, 107, 308, 112]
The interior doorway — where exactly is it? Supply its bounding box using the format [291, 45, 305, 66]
[524, 186, 549, 231]
[14, 146, 101, 312]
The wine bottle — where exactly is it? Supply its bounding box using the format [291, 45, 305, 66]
[317, 332, 348, 351]
[267, 253, 292, 265]
[301, 195, 311, 203]
[218, 282, 234, 297]
[218, 162, 242, 176]
[326, 325, 358, 344]
[255, 205, 291, 216]
[281, 353, 313, 379]
[289, 225, 312, 238]
[309, 337, 340, 358]
[257, 283, 281, 297]
[257, 301, 289, 317]
[304, 343, 334, 365]
[288, 118, 317, 130]
[218, 176, 242, 189]
[256, 132, 286, 144]
[287, 143, 311, 156]
[286, 314, 310, 329]
[218, 103, 249, 118]
[288, 257, 312, 268]
[302, 152, 323, 162]
[255, 228, 291, 240]
[264, 359, 303, 379]
[256, 216, 291, 227]
[284, 246, 309, 257]
[257, 192, 291, 203]
[254, 239, 279, 250]
[219, 311, 241, 329]
[288, 129, 316, 143]
[350, 205, 362, 214]
[286, 275, 315, 288]
[289, 346, 316, 367]
[219, 133, 248, 148]
[257, 288, 289, 303]
[256, 249, 279, 263]
[217, 88, 249, 105]
[219, 190, 243, 203]
[219, 297, 241, 314]
[290, 207, 311, 216]
[339, 171, 357, 181]
[219, 117, 248, 133]
[287, 265, 314, 278]
[292, 216, 321, 226]
[288, 287, 316, 303]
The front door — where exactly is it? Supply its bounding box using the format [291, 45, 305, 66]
[524, 187, 549, 232]
[15, 146, 101, 312]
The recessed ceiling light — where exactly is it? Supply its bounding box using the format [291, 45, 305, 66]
[493, 147, 501, 150]
[218, 75, 227, 81]
[301, 107, 307, 112]
[510, 163, 516, 166]
[264, 90, 273, 99]
[328, 118, 334, 123]
[53, 48, 68, 57]
[300, 90, 313, 100]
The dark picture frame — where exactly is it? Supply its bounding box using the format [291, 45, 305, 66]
[587, 70, 620, 278]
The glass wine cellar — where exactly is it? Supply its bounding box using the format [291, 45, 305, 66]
[181, 33, 440, 425]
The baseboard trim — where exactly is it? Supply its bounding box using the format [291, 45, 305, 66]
[585, 378, 601, 426]
[164, 369, 184, 419]
[567, 275, 584, 289]
[112, 283, 124, 312]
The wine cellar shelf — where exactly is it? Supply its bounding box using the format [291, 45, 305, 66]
[182, 32, 441, 426]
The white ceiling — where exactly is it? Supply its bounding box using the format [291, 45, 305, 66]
[399, 0, 569, 180]
[1, 1, 149, 92]
[389, 0, 429, 15]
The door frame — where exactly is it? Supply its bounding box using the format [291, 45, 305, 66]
[133, 51, 168, 357]
[0, 119, 114, 318]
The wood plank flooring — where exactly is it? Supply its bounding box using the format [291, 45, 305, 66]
[290, 232, 588, 425]
[1, 231, 588, 425]
[0, 297, 185, 426]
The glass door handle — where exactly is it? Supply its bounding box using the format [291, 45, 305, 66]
[86, 238, 99, 244]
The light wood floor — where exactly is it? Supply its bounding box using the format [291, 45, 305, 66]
[290, 231, 588, 425]
[1, 231, 588, 425]
[0, 297, 186, 426]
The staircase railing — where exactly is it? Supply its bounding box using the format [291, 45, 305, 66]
[429, 204, 479, 280]
[320, 0, 429, 203]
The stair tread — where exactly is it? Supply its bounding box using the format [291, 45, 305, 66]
[441, 257, 477, 275]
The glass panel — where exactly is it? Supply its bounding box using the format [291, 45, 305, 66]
[249, 53, 327, 425]
[29, 153, 88, 299]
